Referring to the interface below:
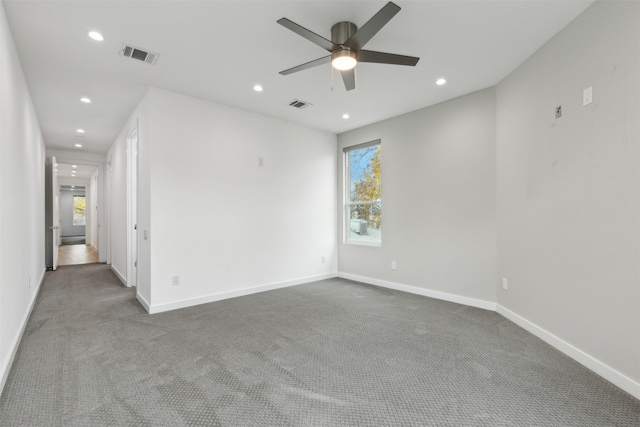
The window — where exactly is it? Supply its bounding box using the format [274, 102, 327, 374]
[73, 195, 86, 226]
[344, 140, 381, 245]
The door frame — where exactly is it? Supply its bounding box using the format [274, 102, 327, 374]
[126, 123, 139, 288]
[51, 156, 59, 270]
[49, 155, 107, 263]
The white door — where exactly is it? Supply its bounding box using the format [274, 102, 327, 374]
[52, 156, 60, 270]
[126, 126, 138, 287]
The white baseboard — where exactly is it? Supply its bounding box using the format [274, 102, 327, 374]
[110, 264, 126, 286]
[497, 305, 640, 400]
[148, 272, 339, 314]
[339, 272, 639, 399]
[136, 292, 151, 312]
[0, 269, 46, 395]
[338, 272, 497, 311]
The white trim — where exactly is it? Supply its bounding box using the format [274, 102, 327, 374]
[136, 292, 151, 313]
[496, 305, 640, 400]
[148, 272, 338, 314]
[0, 269, 46, 394]
[110, 264, 127, 286]
[338, 272, 497, 311]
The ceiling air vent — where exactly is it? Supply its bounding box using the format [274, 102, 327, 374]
[119, 43, 160, 65]
[288, 99, 312, 109]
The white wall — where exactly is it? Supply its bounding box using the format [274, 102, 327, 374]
[337, 89, 497, 307]
[0, 1, 46, 392]
[496, 0, 639, 393]
[125, 88, 337, 312]
[497, 2, 640, 390]
[60, 188, 86, 237]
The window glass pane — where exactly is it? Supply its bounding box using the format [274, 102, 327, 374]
[73, 196, 86, 226]
[349, 145, 381, 203]
[348, 203, 381, 243]
[346, 142, 381, 245]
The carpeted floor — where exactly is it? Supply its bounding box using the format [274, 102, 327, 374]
[1, 264, 638, 426]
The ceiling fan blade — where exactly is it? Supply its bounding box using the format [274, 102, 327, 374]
[344, 2, 401, 50]
[358, 50, 419, 66]
[341, 68, 356, 91]
[277, 18, 339, 52]
[279, 55, 331, 75]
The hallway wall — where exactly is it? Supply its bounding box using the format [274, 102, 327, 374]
[0, 1, 46, 391]
[110, 87, 338, 313]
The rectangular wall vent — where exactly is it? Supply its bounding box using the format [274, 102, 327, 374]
[119, 43, 160, 65]
[288, 99, 312, 109]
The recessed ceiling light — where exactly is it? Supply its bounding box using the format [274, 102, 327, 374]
[342, 114, 350, 119]
[72, 165, 78, 168]
[76, 129, 85, 133]
[71, 186, 75, 188]
[88, 31, 104, 41]
[253, 85, 263, 92]
[80, 97, 91, 103]
[436, 78, 447, 86]
[75, 144, 83, 148]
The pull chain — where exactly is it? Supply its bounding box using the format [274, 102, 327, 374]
[330, 64, 334, 91]
[354, 67, 358, 97]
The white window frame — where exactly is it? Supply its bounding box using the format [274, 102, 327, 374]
[344, 140, 381, 247]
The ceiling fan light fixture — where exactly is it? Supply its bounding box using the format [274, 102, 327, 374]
[331, 50, 357, 71]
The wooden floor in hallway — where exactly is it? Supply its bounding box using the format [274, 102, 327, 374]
[58, 244, 98, 266]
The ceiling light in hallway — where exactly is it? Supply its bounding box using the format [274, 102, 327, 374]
[88, 31, 104, 41]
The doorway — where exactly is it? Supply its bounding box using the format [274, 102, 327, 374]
[57, 183, 98, 266]
[46, 158, 106, 269]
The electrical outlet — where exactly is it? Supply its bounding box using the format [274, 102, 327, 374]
[28, 277, 31, 289]
[502, 277, 508, 290]
[172, 275, 180, 286]
[258, 157, 264, 167]
[321, 256, 326, 264]
[391, 261, 397, 270]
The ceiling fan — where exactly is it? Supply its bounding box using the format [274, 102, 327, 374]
[277, 1, 420, 91]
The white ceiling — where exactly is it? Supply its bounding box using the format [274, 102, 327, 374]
[56, 162, 97, 184]
[4, 0, 593, 155]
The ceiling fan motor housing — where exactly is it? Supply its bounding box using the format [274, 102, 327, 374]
[331, 21, 357, 46]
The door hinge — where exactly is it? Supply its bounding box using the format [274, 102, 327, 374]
[135, 261, 137, 267]
[134, 224, 137, 230]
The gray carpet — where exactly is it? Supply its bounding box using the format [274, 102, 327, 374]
[1, 264, 638, 426]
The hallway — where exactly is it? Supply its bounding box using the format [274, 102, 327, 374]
[58, 244, 98, 266]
